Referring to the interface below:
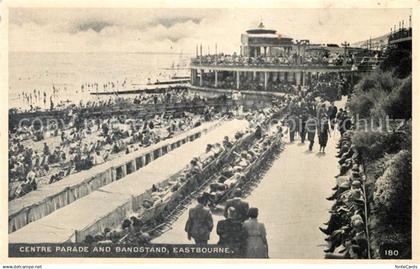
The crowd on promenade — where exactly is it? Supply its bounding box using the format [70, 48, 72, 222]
[8, 89, 221, 201]
[192, 52, 354, 67]
[281, 82, 351, 153]
[194, 68, 349, 161]
[279, 81, 368, 258]
[276, 74, 370, 258]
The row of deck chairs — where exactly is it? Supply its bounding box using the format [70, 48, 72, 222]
[116, 131, 253, 242]
[202, 128, 283, 209]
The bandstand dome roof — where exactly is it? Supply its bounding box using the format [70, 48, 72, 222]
[245, 22, 291, 39]
[246, 22, 277, 34]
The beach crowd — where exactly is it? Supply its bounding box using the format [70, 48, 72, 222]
[8, 89, 216, 201]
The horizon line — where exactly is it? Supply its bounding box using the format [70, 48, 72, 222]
[9, 51, 195, 55]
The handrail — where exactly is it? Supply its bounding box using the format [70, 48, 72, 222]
[191, 62, 353, 70]
[360, 163, 372, 259]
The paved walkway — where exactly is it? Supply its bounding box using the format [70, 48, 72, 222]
[154, 99, 346, 259]
[244, 131, 339, 258]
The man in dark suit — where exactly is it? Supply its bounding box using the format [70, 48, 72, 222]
[185, 195, 214, 244]
[224, 189, 249, 222]
[328, 102, 338, 130]
[216, 207, 245, 255]
[287, 113, 298, 143]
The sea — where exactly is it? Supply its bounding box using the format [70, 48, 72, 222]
[9, 51, 191, 110]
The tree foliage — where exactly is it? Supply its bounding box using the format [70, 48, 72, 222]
[373, 150, 411, 230]
[348, 44, 412, 259]
[380, 48, 412, 79]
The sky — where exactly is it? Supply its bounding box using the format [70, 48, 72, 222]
[9, 8, 412, 54]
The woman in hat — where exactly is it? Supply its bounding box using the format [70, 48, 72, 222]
[243, 207, 269, 258]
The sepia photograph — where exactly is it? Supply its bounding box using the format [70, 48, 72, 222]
[1, 2, 416, 263]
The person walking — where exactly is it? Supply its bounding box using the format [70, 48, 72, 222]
[299, 110, 308, 144]
[185, 195, 214, 245]
[243, 208, 269, 258]
[216, 207, 246, 255]
[328, 102, 338, 130]
[306, 115, 317, 151]
[287, 113, 298, 143]
[318, 115, 330, 153]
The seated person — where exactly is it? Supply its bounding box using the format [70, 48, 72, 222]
[226, 176, 242, 191]
[187, 158, 203, 176]
[210, 179, 228, 193]
[328, 176, 351, 200]
[221, 164, 235, 178]
[223, 136, 233, 149]
[202, 178, 229, 206]
[199, 145, 217, 166]
[213, 143, 224, 155]
[234, 152, 251, 168]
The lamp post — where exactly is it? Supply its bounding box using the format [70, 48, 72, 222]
[215, 43, 218, 64]
[199, 44, 202, 64]
[296, 40, 304, 64]
[341, 41, 349, 66]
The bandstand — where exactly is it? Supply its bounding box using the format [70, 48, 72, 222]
[189, 22, 354, 94]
